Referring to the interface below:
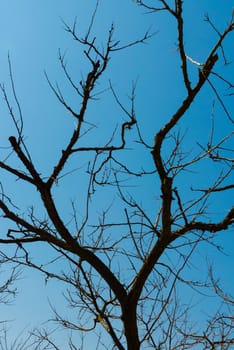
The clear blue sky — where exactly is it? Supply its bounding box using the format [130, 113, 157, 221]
[0, 1, 233, 348]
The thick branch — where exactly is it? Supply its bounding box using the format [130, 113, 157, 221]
[47, 60, 105, 188]
[127, 52, 219, 323]
[176, 1, 191, 92]
[0, 193, 127, 304]
[0, 161, 35, 185]
[39, 184, 129, 303]
[126, 235, 170, 310]
[173, 206, 234, 238]
[9, 136, 42, 184]
[151, 53, 218, 180]
[0, 200, 66, 248]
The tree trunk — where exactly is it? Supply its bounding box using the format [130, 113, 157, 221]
[122, 304, 140, 350]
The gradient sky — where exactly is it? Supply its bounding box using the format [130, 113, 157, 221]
[0, 1, 233, 348]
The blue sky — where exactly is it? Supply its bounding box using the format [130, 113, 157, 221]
[0, 1, 233, 348]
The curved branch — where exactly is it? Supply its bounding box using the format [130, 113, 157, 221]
[173, 206, 234, 238]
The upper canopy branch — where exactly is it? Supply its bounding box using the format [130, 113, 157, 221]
[176, 1, 191, 92]
[151, 53, 218, 180]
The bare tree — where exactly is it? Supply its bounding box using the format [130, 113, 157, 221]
[0, 1, 233, 349]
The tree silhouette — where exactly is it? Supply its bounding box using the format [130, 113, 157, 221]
[0, 1, 233, 349]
